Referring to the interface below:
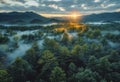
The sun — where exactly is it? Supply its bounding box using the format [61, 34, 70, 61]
[70, 12, 80, 22]
[72, 13, 78, 19]
[67, 10, 82, 23]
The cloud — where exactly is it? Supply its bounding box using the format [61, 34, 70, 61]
[116, 8, 120, 12]
[48, 4, 65, 11]
[101, 3, 116, 8]
[47, 0, 61, 2]
[81, 4, 88, 10]
[0, 0, 120, 14]
[94, 0, 100, 3]
[70, 5, 76, 8]
[59, 7, 65, 11]
[0, 0, 24, 6]
[24, 0, 39, 7]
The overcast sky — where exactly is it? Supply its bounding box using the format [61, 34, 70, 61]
[0, 0, 120, 17]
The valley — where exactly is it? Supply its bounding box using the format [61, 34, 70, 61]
[0, 12, 120, 82]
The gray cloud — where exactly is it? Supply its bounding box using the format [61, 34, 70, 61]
[0, 0, 120, 14]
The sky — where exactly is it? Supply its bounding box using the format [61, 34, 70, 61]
[0, 0, 120, 17]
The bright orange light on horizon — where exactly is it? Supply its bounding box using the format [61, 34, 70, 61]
[72, 13, 77, 20]
[40, 11, 82, 18]
[40, 14, 71, 17]
[68, 11, 82, 22]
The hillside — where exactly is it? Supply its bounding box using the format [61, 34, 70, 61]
[0, 11, 120, 24]
[0, 12, 57, 24]
[82, 12, 120, 22]
[54, 12, 120, 22]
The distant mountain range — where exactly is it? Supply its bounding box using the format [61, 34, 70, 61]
[54, 12, 120, 22]
[82, 12, 120, 22]
[0, 12, 60, 24]
[0, 11, 120, 24]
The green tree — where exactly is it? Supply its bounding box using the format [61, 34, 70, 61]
[35, 31, 44, 39]
[23, 47, 38, 67]
[61, 31, 70, 45]
[43, 38, 60, 53]
[50, 66, 66, 82]
[68, 62, 77, 82]
[93, 29, 101, 38]
[59, 46, 70, 57]
[75, 37, 84, 45]
[75, 68, 97, 82]
[0, 51, 7, 67]
[87, 56, 98, 71]
[37, 50, 58, 81]
[13, 35, 20, 42]
[101, 38, 107, 45]
[38, 50, 56, 65]
[0, 70, 13, 82]
[8, 57, 35, 82]
[71, 45, 82, 56]
[98, 56, 111, 72]
[109, 50, 120, 62]
[100, 79, 107, 82]
[32, 42, 40, 51]
[97, 56, 111, 81]
[0, 33, 9, 44]
[68, 62, 77, 75]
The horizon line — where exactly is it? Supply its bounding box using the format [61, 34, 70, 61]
[0, 10, 119, 17]
[40, 13, 83, 18]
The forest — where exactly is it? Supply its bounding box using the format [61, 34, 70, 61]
[0, 23, 120, 82]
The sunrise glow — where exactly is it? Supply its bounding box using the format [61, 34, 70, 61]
[40, 12, 82, 18]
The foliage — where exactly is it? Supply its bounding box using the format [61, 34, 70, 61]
[0, 23, 120, 82]
[0, 70, 13, 82]
[8, 57, 35, 82]
[0, 33, 9, 44]
[49, 66, 66, 82]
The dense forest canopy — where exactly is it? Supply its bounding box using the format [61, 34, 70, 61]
[0, 22, 120, 82]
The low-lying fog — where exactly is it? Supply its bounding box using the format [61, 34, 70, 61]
[0, 23, 58, 27]
[0, 22, 120, 64]
[1, 21, 120, 27]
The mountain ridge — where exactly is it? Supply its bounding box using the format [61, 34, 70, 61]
[0, 11, 120, 24]
[0, 11, 51, 24]
[82, 12, 120, 22]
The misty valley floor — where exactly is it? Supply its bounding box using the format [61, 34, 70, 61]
[0, 22, 120, 82]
